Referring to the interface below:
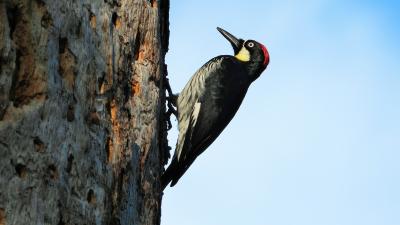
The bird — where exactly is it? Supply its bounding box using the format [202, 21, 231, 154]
[161, 27, 270, 190]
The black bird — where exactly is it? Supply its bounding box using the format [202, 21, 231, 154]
[162, 27, 270, 190]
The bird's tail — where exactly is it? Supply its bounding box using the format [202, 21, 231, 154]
[161, 159, 178, 191]
[161, 158, 196, 191]
[161, 127, 197, 190]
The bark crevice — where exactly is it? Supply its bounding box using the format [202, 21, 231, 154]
[0, 0, 170, 224]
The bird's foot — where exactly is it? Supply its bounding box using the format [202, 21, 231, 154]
[165, 106, 178, 130]
[164, 77, 178, 130]
[167, 94, 178, 107]
[164, 77, 178, 107]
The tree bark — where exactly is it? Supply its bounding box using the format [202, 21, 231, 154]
[0, 0, 170, 225]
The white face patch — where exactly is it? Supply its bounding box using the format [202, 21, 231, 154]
[235, 46, 250, 62]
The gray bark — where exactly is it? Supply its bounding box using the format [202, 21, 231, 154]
[0, 0, 170, 225]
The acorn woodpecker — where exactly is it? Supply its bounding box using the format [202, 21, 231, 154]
[162, 27, 270, 190]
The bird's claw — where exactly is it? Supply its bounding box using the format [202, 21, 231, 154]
[166, 95, 178, 107]
[165, 107, 178, 130]
[165, 77, 178, 106]
[164, 76, 178, 130]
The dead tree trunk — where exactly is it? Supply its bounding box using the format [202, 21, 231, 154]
[0, 0, 170, 225]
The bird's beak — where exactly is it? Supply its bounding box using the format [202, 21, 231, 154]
[217, 27, 241, 54]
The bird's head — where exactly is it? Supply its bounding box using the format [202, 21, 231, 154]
[217, 27, 269, 79]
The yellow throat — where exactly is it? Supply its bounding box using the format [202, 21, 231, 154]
[235, 47, 250, 62]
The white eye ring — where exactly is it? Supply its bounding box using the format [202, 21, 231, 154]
[248, 42, 255, 48]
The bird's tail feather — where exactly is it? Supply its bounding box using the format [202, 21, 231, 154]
[161, 159, 178, 191]
[161, 121, 196, 190]
[161, 158, 193, 190]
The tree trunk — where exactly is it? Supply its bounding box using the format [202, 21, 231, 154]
[0, 0, 170, 225]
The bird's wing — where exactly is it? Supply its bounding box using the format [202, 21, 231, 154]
[175, 99, 205, 162]
[177, 56, 248, 163]
[174, 57, 224, 161]
[166, 56, 249, 187]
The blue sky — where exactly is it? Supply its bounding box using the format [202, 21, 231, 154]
[162, 1, 400, 225]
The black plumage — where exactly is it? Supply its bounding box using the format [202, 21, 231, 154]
[162, 27, 269, 190]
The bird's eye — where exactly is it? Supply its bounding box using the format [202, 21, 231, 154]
[247, 42, 255, 48]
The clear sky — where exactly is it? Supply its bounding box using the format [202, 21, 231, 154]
[161, 1, 400, 225]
